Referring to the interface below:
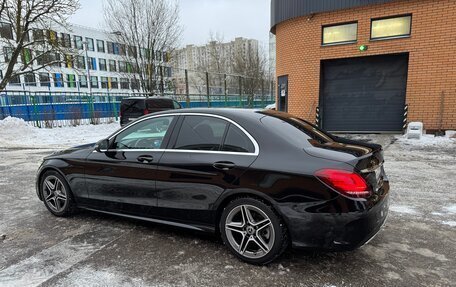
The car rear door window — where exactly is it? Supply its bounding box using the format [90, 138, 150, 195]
[221, 124, 255, 153]
[174, 116, 228, 151]
[113, 116, 175, 149]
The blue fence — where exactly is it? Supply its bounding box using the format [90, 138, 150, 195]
[0, 91, 274, 126]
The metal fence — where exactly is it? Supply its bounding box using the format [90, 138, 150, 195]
[0, 90, 274, 128]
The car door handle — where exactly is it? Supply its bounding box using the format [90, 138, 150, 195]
[213, 161, 236, 170]
[137, 155, 154, 164]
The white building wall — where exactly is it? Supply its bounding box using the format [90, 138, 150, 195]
[0, 23, 171, 94]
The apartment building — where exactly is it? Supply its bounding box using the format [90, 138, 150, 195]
[172, 37, 259, 95]
[0, 23, 172, 93]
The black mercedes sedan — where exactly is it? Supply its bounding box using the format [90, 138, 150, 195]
[36, 108, 389, 265]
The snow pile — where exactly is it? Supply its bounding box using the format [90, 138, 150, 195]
[0, 116, 120, 149]
[396, 134, 455, 147]
[0, 116, 34, 131]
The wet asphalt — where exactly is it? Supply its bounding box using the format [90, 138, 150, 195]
[0, 136, 455, 287]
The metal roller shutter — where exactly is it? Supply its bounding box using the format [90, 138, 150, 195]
[321, 53, 408, 132]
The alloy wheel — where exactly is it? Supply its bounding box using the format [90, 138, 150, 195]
[224, 204, 275, 259]
[42, 175, 68, 213]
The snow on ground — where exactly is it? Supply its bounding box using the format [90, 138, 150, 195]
[395, 134, 456, 147]
[0, 117, 120, 149]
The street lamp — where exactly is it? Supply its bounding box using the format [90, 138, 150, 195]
[82, 40, 92, 95]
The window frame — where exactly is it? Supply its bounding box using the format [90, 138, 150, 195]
[103, 113, 258, 155]
[173, 115, 230, 152]
[74, 35, 83, 50]
[99, 58, 107, 71]
[109, 116, 178, 151]
[97, 39, 105, 53]
[321, 21, 358, 46]
[85, 37, 95, 51]
[370, 14, 412, 41]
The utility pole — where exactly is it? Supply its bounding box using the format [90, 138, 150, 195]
[82, 41, 92, 96]
[224, 74, 227, 107]
[185, 69, 190, 107]
[206, 71, 211, 107]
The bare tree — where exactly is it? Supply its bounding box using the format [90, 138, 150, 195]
[103, 0, 182, 95]
[0, 0, 80, 91]
[232, 44, 268, 107]
[194, 32, 228, 95]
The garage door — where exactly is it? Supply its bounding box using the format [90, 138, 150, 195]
[321, 54, 408, 132]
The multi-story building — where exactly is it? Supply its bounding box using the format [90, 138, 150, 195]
[172, 37, 260, 95]
[0, 23, 172, 94]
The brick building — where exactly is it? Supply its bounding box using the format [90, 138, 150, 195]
[271, 0, 455, 132]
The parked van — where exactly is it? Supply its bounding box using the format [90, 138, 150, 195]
[120, 97, 182, 126]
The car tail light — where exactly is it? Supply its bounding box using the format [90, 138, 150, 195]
[144, 108, 149, 115]
[315, 169, 371, 198]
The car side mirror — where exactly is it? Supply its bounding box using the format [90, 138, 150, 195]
[96, 139, 110, 153]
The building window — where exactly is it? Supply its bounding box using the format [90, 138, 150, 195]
[128, 46, 137, 58]
[51, 53, 61, 67]
[79, 75, 88, 88]
[119, 61, 127, 73]
[100, 76, 109, 89]
[74, 35, 83, 49]
[110, 77, 118, 89]
[3, 46, 13, 62]
[131, 78, 139, 90]
[24, 73, 36, 86]
[9, 75, 21, 86]
[106, 41, 121, 55]
[99, 58, 107, 71]
[97, 40, 105, 53]
[33, 29, 45, 42]
[0, 22, 13, 40]
[47, 30, 58, 45]
[53, 73, 64, 87]
[88, 57, 97, 70]
[61, 33, 72, 48]
[21, 48, 33, 65]
[107, 41, 114, 54]
[371, 15, 412, 40]
[67, 74, 76, 88]
[90, 76, 99, 88]
[119, 44, 127, 56]
[39, 73, 50, 87]
[322, 22, 358, 45]
[77, 56, 86, 69]
[86, 37, 94, 51]
[120, 78, 129, 89]
[108, 59, 117, 72]
[65, 54, 74, 68]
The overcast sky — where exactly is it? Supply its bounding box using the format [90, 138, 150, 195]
[70, 0, 271, 48]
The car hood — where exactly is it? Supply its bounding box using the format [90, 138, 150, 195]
[45, 143, 96, 160]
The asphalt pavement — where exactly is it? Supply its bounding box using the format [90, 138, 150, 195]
[0, 136, 455, 287]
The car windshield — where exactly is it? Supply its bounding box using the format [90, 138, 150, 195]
[259, 111, 334, 148]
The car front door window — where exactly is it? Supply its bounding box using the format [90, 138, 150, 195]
[113, 116, 174, 150]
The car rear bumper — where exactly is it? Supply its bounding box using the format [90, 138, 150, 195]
[277, 183, 389, 251]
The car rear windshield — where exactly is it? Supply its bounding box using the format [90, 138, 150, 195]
[121, 99, 145, 113]
[260, 113, 334, 148]
[146, 99, 174, 109]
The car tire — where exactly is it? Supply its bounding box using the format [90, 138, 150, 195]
[40, 170, 77, 217]
[220, 197, 288, 265]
